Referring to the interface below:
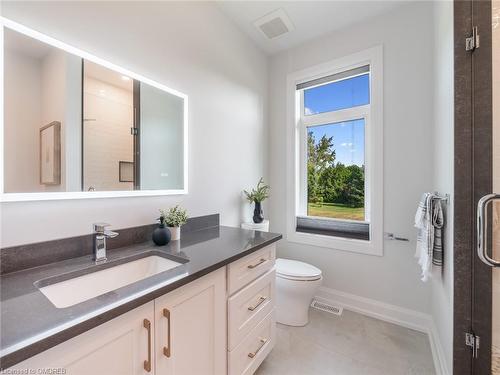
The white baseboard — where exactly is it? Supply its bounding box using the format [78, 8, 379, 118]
[427, 320, 450, 375]
[314, 286, 450, 375]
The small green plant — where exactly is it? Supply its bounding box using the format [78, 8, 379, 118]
[244, 178, 270, 203]
[159, 205, 188, 227]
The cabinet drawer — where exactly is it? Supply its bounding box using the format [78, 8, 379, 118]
[228, 309, 275, 375]
[228, 244, 275, 295]
[228, 269, 275, 350]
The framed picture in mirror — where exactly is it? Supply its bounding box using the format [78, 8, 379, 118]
[39, 121, 61, 185]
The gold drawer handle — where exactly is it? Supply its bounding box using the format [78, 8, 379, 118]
[247, 258, 266, 269]
[248, 296, 267, 311]
[163, 308, 171, 357]
[248, 338, 268, 358]
[143, 319, 152, 372]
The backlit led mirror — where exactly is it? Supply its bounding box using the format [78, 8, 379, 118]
[2, 23, 187, 198]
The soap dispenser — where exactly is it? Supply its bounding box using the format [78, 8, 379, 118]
[152, 216, 171, 246]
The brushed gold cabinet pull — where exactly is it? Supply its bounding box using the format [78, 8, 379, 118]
[248, 338, 267, 358]
[143, 319, 152, 372]
[248, 296, 267, 311]
[247, 258, 266, 269]
[163, 308, 171, 357]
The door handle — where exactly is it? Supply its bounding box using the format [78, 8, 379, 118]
[477, 193, 500, 267]
[143, 319, 152, 372]
[248, 338, 268, 358]
[248, 258, 266, 269]
[163, 308, 171, 357]
[248, 296, 267, 311]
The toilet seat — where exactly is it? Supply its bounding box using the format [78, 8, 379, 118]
[276, 258, 322, 281]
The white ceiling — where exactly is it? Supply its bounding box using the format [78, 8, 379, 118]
[85, 60, 133, 92]
[216, 1, 408, 55]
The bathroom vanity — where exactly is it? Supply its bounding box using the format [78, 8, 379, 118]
[0, 17, 281, 375]
[0, 217, 281, 375]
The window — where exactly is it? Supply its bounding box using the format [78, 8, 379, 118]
[303, 69, 370, 115]
[286, 47, 383, 255]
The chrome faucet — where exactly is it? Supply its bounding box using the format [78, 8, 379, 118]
[93, 223, 119, 264]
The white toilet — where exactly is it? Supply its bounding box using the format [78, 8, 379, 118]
[275, 258, 322, 326]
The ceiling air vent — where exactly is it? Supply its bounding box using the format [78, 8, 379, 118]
[254, 9, 295, 40]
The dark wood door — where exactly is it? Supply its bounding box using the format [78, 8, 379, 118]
[454, 1, 497, 374]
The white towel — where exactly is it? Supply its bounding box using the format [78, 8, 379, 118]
[414, 193, 444, 281]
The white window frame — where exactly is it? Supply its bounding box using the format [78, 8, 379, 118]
[286, 46, 383, 256]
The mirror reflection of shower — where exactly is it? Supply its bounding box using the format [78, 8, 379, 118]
[83, 61, 135, 192]
[3, 26, 186, 194]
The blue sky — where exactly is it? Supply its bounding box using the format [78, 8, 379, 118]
[309, 120, 365, 166]
[304, 74, 369, 115]
[305, 74, 368, 166]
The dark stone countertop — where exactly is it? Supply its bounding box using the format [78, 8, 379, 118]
[0, 225, 281, 368]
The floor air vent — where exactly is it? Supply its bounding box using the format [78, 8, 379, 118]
[311, 300, 343, 316]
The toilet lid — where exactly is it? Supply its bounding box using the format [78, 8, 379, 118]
[276, 258, 322, 281]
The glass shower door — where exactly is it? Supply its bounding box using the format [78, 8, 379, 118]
[486, 0, 500, 375]
[492, 1, 500, 372]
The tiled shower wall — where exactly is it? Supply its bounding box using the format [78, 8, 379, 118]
[83, 76, 134, 191]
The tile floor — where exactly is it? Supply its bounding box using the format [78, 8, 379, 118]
[255, 308, 436, 375]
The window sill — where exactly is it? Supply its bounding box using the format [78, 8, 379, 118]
[296, 216, 369, 240]
[286, 229, 383, 256]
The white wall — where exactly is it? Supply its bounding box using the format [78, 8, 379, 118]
[41, 49, 68, 192]
[63, 53, 83, 192]
[430, 1, 454, 372]
[0, 1, 268, 247]
[3, 49, 41, 193]
[4, 39, 82, 194]
[268, 2, 435, 313]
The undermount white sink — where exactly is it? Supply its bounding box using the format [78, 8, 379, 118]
[39, 255, 183, 308]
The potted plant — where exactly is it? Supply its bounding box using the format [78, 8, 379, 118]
[244, 177, 270, 224]
[160, 205, 188, 241]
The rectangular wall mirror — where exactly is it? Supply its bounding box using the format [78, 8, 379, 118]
[1, 19, 188, 201]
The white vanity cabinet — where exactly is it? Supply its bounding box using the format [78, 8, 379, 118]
[154, 268, 226, 375]
[9, 245, 277, 375]
[11, 301, 155, 375]
[11, 269, 225, 375]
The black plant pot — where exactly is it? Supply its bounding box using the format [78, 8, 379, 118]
[153, 223, 171, 246]
[253, 201, 264, 224]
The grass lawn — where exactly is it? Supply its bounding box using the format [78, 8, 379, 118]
[307, 202, 365, 221]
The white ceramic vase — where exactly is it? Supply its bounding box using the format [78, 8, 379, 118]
[169, 226, 181, 241]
